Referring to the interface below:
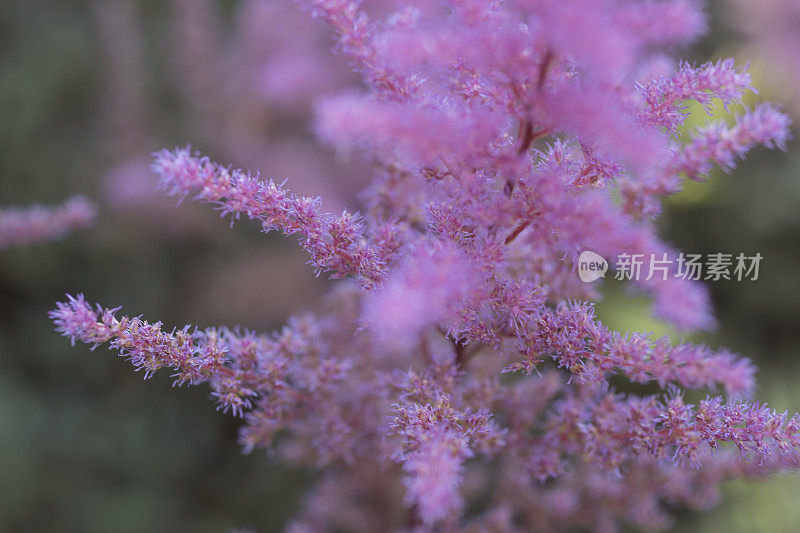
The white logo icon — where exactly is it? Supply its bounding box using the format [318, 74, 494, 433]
[578, 251, 608, 282]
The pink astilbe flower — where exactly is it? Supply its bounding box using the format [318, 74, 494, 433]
[362, 241, 482, 348]
[400, 428, 466, 526]
[639, 59, 753, 134]
[512, 0, 706, 79]
[623, 103, 791, 216]
[50, 294, 349, 419]
[316, 96, 505, 168]
[675, 103, 791, 181]
[51, 0, 800, 530]
[504, 302, 755, 397]
[152, 147, 404, 286]
[298, 0, 423, 99]
[390, 400, 479, 526]
[0, 197, 95, 251]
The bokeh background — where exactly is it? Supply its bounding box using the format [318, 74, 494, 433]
[0, 0, 798, 531]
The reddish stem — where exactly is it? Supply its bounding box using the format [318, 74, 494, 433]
[505, 220, 531, 245]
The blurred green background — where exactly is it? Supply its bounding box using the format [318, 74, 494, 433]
[0, 0, 798, 531]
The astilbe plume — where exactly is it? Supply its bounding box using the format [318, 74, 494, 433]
[0, 197, 95, 251]
[51, 0, 798, 530]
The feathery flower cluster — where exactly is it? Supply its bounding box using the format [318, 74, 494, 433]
[51, 293, 350, 419]
[0, 197, 95, 251]
[52, 0, 797, 530]
[153, 148, 404, 285]
[638, 59, 753, 134]
[390, 397, 502, 526]
[504, 302, 755, 397]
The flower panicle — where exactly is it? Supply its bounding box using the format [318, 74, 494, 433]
[152, 147, 404, 286]
[0, 196, 95, 251]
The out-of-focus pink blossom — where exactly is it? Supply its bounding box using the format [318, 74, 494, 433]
[362, 241, 482, 348]
[0, 197, 95, 251]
